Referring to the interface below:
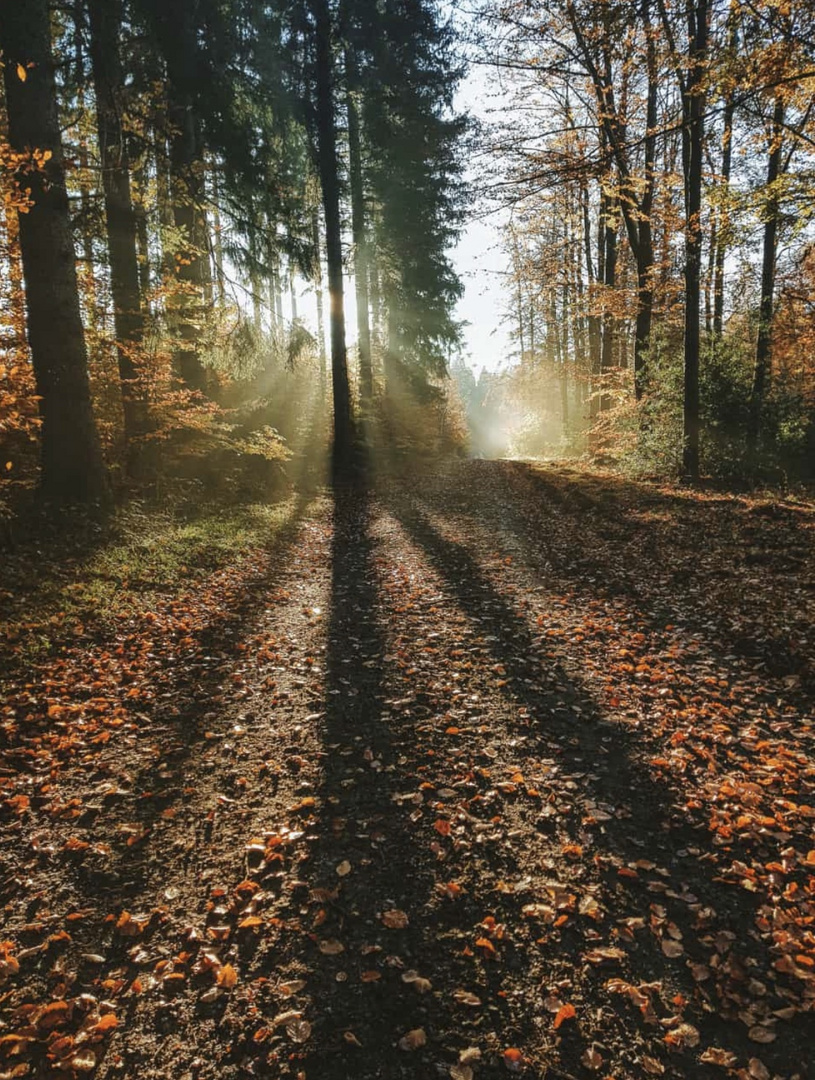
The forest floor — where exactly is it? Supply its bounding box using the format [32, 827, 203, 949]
[1, 460, 814, 1080]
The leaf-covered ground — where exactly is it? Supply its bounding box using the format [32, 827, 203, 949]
[1, 462, 813, 1080]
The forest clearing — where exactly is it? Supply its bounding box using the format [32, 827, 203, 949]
[2, 0, 815, 1077]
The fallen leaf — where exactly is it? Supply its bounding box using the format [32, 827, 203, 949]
[450, 1067, 474, 1080]
[553, 1003, 576, 1029]
[318, 939, 345, 955]
[398, 1028, 426, 1051]
[580, 1047, 603, 1070]
[699, 1047, 738, 1066]
[664, 1023, 699, 1050]
[502, 1047, 524, 1071]
[217, 963, 238, 989]
[453, 989, 482, 1006]
[747, 1026, 776, 1044]
[641, 1056, 664, 1075]
[382, 909, 409, 929]
[286, 1018, 311, 1043]
[67, 1051, 97, 1073]
[661, 939, 684, 958]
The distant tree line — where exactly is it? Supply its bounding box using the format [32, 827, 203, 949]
[484, 0, 815, 479]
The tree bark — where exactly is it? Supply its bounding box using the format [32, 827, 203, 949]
[747, 96, 784, 455]
[0, 0, 107, 503]
[312, 0, 353, 469]
[163, 7, 210, 392]
[681, 0, 709, 481]
[345, 50, 373, 404]
[88, 0, 151, 445]
[600, 189, 617, 412]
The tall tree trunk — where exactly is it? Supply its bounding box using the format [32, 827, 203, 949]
[528, 293, 535, 365]
[712, 93, 734, 337]
[289, 258, 298, 322]
[681, 0, 709, 480]
[0, 0, 107, 503]
[713, 3, 738, 337]
[633, 3, 657, 400]
[210, 165, 226, 306]
[312, 207, 328, 382]
[600, 190, 617, 412]
[747, 96, 784, 455]
[74, 3, 98, 333]
[345, 50, 372, 405]
[88, 0, 151, 445]
[582, 182, 601, 420]
[250, 268, 263, 331]
[162, 5, 210, 393]
[154, 125, 175, 279]
[76, 89, 99, 335]
[132, 163, 152, 310]
[312, 0, 353, 468]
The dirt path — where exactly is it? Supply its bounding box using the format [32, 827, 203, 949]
[1, 463, 813, 1080]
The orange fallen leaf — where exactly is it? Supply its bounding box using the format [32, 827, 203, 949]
[502, 1047, 524, 1071]
[553, 1003, 576, 1029]
[217, 963, 238, 988]
[382, 908, 409, 928]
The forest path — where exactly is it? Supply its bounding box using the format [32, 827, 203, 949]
[1, 462, 813, 1080]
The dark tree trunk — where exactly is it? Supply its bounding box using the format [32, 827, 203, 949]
[162, 6, 210, 393]
[169, 100, 209, 391]
[312, 0, 353, 469]
[0, 0, 107, 503]
[633, 5, 657, 400]
[600, 191, 617, 412]
[747, 97, 784, 455]
[681, 0, 709, 480]
[345, 50, 372, 405]
[88, 0, 151, 445]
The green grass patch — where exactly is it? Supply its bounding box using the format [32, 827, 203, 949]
[0, 492, 307, 675]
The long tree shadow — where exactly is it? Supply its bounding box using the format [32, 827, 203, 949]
[4, 493, 318, 928]
[292, 482, 473, 1078]
[469, 460, 814, 689]
[385, 488, 813, 1074]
